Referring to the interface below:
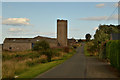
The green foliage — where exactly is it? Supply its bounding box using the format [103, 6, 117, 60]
[85, 33, 91, 41]
[84, 43, 90, 56]
[18, 49, 76, 78]
[78, 39, 82, 42]
[63, 47, 69, 53]
[99, 43, 107, 59]
[28, 52, 41, 60]
[85, 41, 98, 56]
[41, 49, 55, 62]
[72, 45, 77, 49]
[33, 40, 50, 51]
[2, 54, 12, 61]
[94, 24, 120, 45]
[40, 58, 48, 63]
[52, 49, 61, 57]
[87, 42, 95, 54]
[106, 40, 120, 70]
[2, 42, 76, 79]
[93, 24, 120, 57]
[26, 60, 36, 67]
[85, 24, 120, 59]
[32, 40, 54, 62]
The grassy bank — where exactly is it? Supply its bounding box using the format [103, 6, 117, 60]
[84, 43, 90, 56]
[18, 51, 75, 78]
[2, 48, 76, 79]
[18, 61, 62, 78]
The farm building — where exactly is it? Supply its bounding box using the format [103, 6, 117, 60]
[3, 19, 76, 51]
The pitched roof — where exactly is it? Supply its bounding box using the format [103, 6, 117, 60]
[34, 36, 56, 40]
[4, 36, 57, 43]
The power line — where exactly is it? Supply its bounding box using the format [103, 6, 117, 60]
[106, 7, 118, 21]
[106, 2, 119, 21]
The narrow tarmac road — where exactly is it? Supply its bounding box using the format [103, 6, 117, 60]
[36, 43, 120, 78]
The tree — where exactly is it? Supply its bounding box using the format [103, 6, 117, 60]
[93, 24, 120, 59]
[78, 39, 82, 42]
[42, 49, 54, 62]
[33, 40, 50, 51]
[33, 40, 54, 62]
[85, 33, 91, 41]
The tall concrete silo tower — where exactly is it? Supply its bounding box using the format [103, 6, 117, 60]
[57, 19, 68, 47]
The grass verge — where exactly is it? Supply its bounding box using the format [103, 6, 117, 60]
[84, 44, 90, 56]
[17, 50, 76, 78]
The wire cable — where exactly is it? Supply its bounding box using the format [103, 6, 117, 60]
[106, 2, 119, 21]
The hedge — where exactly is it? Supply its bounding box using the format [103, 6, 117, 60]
[106, 40, 120, 70]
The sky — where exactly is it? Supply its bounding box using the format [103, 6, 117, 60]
[2, 0, 119, 2]
[1, 2, 119, 43]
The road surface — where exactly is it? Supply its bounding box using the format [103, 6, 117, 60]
[36, 43, 120, 78]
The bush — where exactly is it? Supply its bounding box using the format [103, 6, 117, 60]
[2, 54, 11, 61]
[26, 55, 48, 66]
[53, 52, 61, 57]
[99, 42, 107, 59]
[63, 47, 69, 53]
[33, 40, 50, 51]
[72, 45, 77, 49]
[50, 49, 61, 57]
[2, 53, 14, 61]
[26, 59, 39, 66]
[41, 49, 55, 62]
[40, 58, 48, 63]
[29, 52, 41, 60]
[33, 40, 56, 62]
[106, 40, 120, 70]
[26, 60, 36, 67]
[86, 42, 97, 56]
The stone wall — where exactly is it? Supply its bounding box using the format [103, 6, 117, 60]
[3, 43, 32, 51]
[57, 20, 67, 47]
[32, 36, 58, 48]
[3, 38, 76, 51]
[3, 36, 58, 51]
[32, 39, 58, 48]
